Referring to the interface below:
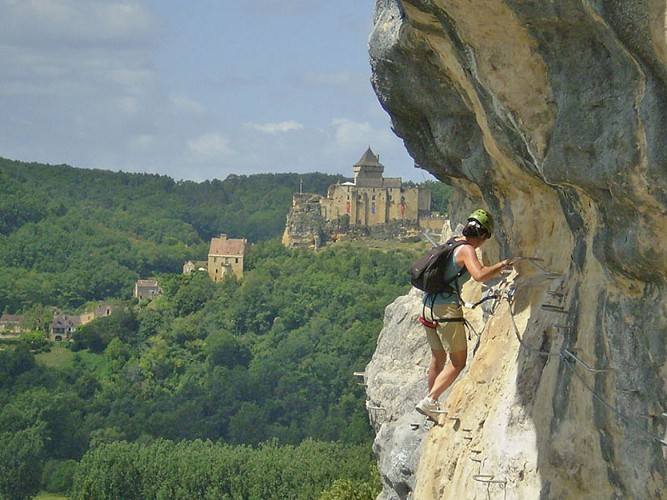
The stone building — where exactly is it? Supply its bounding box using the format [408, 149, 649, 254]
[283, 148, 442, 249]
[183, 260, 208, 275]
[207, 234, 247, 282]
[50, 303, 117, 341]
[0, 314, 23, 333]
[320, 147, 431, 226]
[133, 279, 161, 300]
[79, 304, 115, 324]
[50, 314, 82, 342]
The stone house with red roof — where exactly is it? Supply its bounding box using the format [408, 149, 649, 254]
[207, 234, 247, 282]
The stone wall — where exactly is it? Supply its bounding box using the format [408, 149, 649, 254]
[282, 193, 442, 249]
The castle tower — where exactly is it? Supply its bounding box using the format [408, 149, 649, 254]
[353, 147, 384, 188]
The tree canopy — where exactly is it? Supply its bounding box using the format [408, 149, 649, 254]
[0, 157, 447, 498]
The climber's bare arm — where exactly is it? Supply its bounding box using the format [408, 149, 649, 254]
[456, 244, 511, 283]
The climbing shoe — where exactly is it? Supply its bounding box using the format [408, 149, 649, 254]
[415, 397, 441, 422]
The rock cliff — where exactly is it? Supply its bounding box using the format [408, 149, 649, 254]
[366, 1, 667, 498]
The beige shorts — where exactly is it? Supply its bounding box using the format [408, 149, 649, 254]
[422, 303, 466, 353]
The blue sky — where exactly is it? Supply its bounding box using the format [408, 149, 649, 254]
[0, 0, 434, 183]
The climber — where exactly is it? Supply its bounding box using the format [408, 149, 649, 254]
[415, 209, 512, 422]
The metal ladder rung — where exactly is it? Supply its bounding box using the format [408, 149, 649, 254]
[472, 474, 507, 485]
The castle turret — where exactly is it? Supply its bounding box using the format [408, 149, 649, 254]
[353, 147, 384, 188]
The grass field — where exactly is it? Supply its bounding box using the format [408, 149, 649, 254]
[35, 494, 68, 500]
[35, 345, 75, 368]
[36, 345, 104, 371]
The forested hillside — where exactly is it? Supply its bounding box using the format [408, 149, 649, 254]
[0, 158, 450, 498]
[0, 158, 344, 311]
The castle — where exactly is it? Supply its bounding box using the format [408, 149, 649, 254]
[320, 147, 430, 225]
[283, 148, 444, 249]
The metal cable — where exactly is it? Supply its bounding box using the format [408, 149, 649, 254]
[500, 279, 667, 447]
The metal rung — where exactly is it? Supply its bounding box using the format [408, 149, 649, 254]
[410, 423, 420, 430]
[365, 403, 385, 411]
[638, 413, 666, 420]
[564, 349, 614, 373]
[542, 304, 569, 313]
[353, 372, 365, 377]
[472, 474, 507, 485]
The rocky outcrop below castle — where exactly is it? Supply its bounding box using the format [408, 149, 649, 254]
[366, 1, 667, 498]
[282, 193, 427, 249]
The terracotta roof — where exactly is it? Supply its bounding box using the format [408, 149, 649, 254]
[136, 279, 159, 287]
[209, 236, 246, 257]
[0, 314, 22, 324]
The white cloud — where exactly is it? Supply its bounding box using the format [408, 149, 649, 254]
[130, 134, 155, 150]
[169, 92, 206, 116]
[0, 1, 425, 183]
[187, 133, 235, 160]
[321, 117, 418, 177]
[0, 1, 159, 102]
[244, 120, 304, 134]
[331, 118, 374, 147]
[0, 0, 157, 46]
[110, 67, 156, 91]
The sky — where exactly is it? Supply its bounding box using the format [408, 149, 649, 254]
[0, 0, 434, 183]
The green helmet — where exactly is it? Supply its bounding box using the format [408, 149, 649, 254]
[468, 209, 494, 235]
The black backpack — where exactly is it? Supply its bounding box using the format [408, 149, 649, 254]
[409, 237, 468, 295]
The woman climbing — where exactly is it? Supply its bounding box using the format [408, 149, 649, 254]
[415, 209, 511, 421]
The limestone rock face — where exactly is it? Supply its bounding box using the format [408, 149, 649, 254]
[367, 1, 667, 498]
[365, 292, 431, 499]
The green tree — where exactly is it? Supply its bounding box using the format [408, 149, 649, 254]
[41, 459, 78, 494]
[206, 329, 251, 369]
[0, 426, 45, 500]
[71, 309, 140, 353]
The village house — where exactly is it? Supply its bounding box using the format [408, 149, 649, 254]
[50, 315, 82, 342]
[208, 234, 247, 282]
[183, 260, 208, 275]
[79, 304, 115, 324]
[49, 303, 117, 342]
[0, 314, 23, 334]
[133, 279, 161, 300]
